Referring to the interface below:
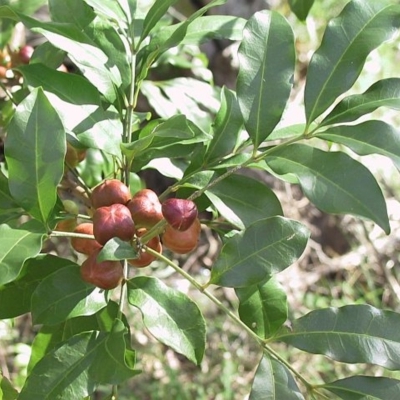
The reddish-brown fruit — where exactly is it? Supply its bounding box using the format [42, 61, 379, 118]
[19, 45, 34, 64]
[127, 189, 163, 228]
[91, 179, 131, 209]
[128, 228, 162, 268]
[0, 66, 7, 79]
[55, 218, 77, 232]
[80, 249, 123, 290]
[162, 198, 198, 231]
[162, 218, 201, 254]
[71, 222, 102, 255]
[93, 204, 135, 245]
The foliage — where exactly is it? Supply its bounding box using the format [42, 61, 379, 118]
[1, 0, 400, 398]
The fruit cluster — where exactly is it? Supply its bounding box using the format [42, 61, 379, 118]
[69, 179, 200, 290]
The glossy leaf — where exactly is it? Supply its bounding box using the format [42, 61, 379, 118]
[179, 15, 245, 45]
[139, 0, 178, 44]
[316, 120, 400, 169]
[5, 88, 65, 224]
[0, 7, 120, 102]
[128, 276, 206, 364]
[321, 78, 400, 127]
[84, 16, 131, 89]
[206, 174, 283, 230]
[236, 276, 288, 338]
[0, 171, 19, 210]
[277, 304, 400, 370]
[28, 301, 123, 372]
[236, 10, 295, 147]
[31, 265, 108, 325]
[82, 0, 128, 25]
[305, 1, 400, 124]
[204, 87, 244, 166]
[19, 321, 138, 400]
[267, 144, 390, 234]
[0, 223, 45, 286]
[249, 354, 304, 400]
[97, 238, 138, 262]
[0, 255, 74, 319]
[323, 376, 400, 399]
[289, 0, 315, 21]
[209, 216, 309, 288]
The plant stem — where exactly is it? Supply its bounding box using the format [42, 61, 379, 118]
[0, 80, 18, 105]
[50, 231, 94, 239]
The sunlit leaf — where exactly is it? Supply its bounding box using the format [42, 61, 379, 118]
[249, 354, 304, 400]
[0, 255, 74, 319]
[209, 216, 309, 288]
[206, 174, 283, 230]
[31, 265, 108, 325]
[321, 78, 400, 127]
[305, 1, 400, 124]
[236, 276, 288, 338]
[267, 144, 390, 234]
[277, 304, 400, 370]
[128, 276, 206, 364]
[5, 88, 65, 224]
[316, 120, 400, 169]
[237, 10, 295, 147]
[0, 223, 45, 286]
[97, 238, 138, 262]
[19, 321, 138, 400]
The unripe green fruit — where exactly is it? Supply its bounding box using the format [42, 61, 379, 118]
[80, 249, 123, 290]
[93, 204, 135, 245]
[91, 179, 131, 209]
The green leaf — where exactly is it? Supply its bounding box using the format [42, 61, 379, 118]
[236, 276, 288, 339]
[0, 170, 20, 210]
[82, 0, 128, 26]
[31, 265, 108, 325]
[161, 15, 246, 45]
[0, 223, 45, 286]
[0, 372, 18, 400]
[204, 87, 243, 166]
[18, 63, 101, 129]
[305, 1, 400, 124]
[127, 276, 206, 365]
[0, 254, 74, 319]
[206, 174, 283, 230]
[3, 10, 119, 102]
[97, 238, 138, 262]
[267, 144, 390, 234]
[316, 120, 400, 170]
[84, 15, 131, 89]
[28, 301, 123, 372]
[236, 10, 295, 147]
[321, 78, 400, 127]
[249, 354, 304, 400]
[49, 0, 95, 28]
[19, 321, 138, 400]
[5, 88, 65, 224]
[209, 216, 309, 288]
[139, 0, 178, 44]
[288, 0, 315, 21]
[277, 304, 400, 370]
[323, 376, 400, 399]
